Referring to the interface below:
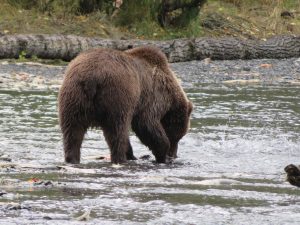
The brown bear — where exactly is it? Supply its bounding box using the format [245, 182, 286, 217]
[58, 46, 193, 164]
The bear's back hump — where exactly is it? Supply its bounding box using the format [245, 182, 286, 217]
[65, 48, 142, 83]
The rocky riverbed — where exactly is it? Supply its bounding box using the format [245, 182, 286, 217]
[1, 57, 300, 91]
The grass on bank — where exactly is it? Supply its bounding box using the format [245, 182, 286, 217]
[206, 0, 300, 38]
[0, 0, 299, 40]
[0, 0, 123, 38]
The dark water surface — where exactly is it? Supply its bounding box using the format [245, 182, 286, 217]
[1, 78, 300, 224]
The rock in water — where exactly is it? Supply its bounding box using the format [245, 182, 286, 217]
[75, 209, 91, 221]
[284, 164, 300, 187]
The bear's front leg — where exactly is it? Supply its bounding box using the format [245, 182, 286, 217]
[169, 142, 178, 159]
[132, 119, 170, 163]
[126, 143, 137, 160]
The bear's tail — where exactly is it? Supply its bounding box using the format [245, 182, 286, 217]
[80, 79, 98, 100]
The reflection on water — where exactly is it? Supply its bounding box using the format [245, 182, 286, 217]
[0, 83, 300, 224]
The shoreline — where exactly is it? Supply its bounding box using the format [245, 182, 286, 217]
[0, 58, 300, 91]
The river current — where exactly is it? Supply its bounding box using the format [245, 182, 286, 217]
[0, 62, 300, 224]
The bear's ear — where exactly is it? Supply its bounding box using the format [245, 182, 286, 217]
[187, 101, 193, 117]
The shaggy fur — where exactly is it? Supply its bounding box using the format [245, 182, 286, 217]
[58, 46, 193, 164]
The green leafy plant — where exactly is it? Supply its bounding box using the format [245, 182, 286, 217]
[18, 50, 27, 61]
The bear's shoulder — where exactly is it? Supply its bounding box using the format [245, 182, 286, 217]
[125, 46, 168, 68]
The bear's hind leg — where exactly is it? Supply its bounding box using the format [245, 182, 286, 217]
[132, 119, 170, 163]
[103, 124, 131, 164]
[62, 125, 87, 164]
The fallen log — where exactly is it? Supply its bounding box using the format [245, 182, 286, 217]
[0, 34, 299, 62]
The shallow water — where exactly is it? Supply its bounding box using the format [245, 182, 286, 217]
[1, 78, 300, 224]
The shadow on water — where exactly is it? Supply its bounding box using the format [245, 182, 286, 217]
[1, 82, 300, 224]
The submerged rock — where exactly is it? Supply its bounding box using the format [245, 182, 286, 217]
[0, 202, 30, 211]
[75, 209, 91, 221]
[284, 164, 300, 187]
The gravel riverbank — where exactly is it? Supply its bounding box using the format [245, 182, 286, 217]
[1, 58, 300, 91]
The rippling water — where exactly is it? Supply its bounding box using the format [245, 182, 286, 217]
[1, 79, 300, 224]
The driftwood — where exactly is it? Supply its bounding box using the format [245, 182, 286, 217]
[0, 34, 299, 62]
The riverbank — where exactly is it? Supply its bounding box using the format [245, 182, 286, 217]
[1, 58, 300, 91]
[1, 0, 299, 40]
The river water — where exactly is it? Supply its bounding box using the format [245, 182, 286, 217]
[0, 61, 300, 224]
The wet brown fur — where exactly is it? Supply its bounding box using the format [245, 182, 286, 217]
[58, 46, 193, 164]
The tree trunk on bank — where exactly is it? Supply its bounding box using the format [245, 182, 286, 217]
[157, 0, 207, 27]
[0, 34, 299, 62]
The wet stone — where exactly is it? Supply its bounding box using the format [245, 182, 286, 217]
[242, 67, 251, 71]
[285, 164, 300, 187]
[5, 203, 31, 211]
[43, 216, 52, 220]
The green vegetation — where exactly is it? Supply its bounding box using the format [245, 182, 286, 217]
[0, 0, 299, 40]
[3, 57, 69, 65]
[207, 0, 300, 38]
[1, 50, 68, 65]
[0, 0, 120, 37]
[114, 0, 205, 39]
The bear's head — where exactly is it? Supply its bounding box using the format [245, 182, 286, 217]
[162, 100, 193, 159]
